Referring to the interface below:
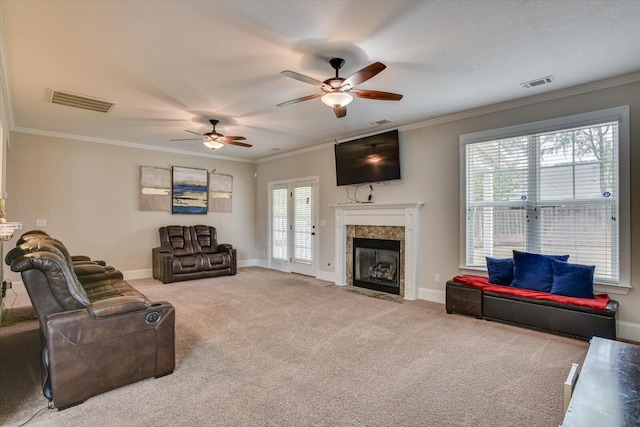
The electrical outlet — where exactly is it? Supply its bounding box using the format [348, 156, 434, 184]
[36, 218, 47, 227]
[434, 273, 440, 283]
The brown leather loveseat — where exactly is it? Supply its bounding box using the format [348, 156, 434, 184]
[152, 225, 237, 284]
[6, 234, 175, 409]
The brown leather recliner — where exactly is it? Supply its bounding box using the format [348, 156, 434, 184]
[15, 231, 127, 298]
[6, 239, 175, 409]
[152, 225, 237, 284]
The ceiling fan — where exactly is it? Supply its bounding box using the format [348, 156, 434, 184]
[171, 119, 252, 149]
[277, 58, 403, 118]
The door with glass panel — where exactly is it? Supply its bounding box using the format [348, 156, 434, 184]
[269, 179, 317, 276]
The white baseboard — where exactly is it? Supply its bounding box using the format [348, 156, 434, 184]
[238, 259, 259, 268]
[122, 269, 152, 280]
[316, 270, 337, 283]
[617, 320, 640, 342]
[252, 259, 269, 269]
[419, 288, 445, 304]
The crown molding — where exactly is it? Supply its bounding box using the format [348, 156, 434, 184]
[256, 141, 336, 163]
[11, 126, 257, 163]
[255, 71, 640, 164]
[399, 71, 640, 133]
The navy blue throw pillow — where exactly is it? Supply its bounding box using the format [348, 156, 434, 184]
[511, 250, 569, 292]
[550, 260, 595, 299]
[486, 257, 514, 286]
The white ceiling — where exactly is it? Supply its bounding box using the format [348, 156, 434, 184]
[1, 0, 640, 162]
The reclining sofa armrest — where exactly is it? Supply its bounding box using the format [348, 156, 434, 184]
[218, 245, 237, 275]
[153, 246, 172, 254]
[218, 243, 233, 252]
[88, 296, 149, 318]
[73, 263, 124, 288]
[152, 247, 174, 283]
[70, 255, 107, 266]
[45, 301, 175, 408]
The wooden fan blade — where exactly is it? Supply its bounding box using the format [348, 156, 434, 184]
[351, 89, 403, 101]
[185, 129, 203, 136]
[281, 71, 331, 90]
[334, 106, 347, 118]
[171, 138, 202, 141]
[223, 136, 246, 141]
[343, 62, 386, 88]
[221, 140, 252, 147]
[277, 93, 322, 107]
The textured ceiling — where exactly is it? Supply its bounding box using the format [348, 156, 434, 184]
[1, 0, 640, 161]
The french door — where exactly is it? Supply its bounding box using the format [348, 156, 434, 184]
[269, 177, 318, 276]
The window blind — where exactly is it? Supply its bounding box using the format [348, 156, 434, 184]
[293, 185, 312, 263]
[271, 186, 288, 261]
[465, 121, 620, 284]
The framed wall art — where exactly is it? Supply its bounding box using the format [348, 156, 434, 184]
[139, 166, 171, 211]
[208, 173, 233, 213]
[172, 166, 209, 214]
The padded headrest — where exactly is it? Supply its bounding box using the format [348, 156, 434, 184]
[16, 229, 50, 246]
[8, 241, 90, 309]
[192, 225, 218, 252]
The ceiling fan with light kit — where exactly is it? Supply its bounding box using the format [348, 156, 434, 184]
[277, 58, 403, 118]
[171, 119, 252, 149]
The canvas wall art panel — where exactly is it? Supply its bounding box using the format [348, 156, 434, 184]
[172, 166, 209, 214]
[209, 173, 233, 213]
[139, 166, 171, 211]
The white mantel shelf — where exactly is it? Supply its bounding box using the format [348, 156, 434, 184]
[332, 201, 424, 300]
[330, 201, 425, 210]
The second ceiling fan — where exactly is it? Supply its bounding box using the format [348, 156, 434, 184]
[277, 58, 403, 118]
[172, 119, 252, 149]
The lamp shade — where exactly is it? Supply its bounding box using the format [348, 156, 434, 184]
[203, 140, 224, 149]
[321, 91, 353, 107]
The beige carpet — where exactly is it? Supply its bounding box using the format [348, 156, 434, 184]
[0, 267, 588, 426]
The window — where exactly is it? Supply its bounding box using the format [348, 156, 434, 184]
[460, 106, 629, 288]
[271, 185, 288, 262]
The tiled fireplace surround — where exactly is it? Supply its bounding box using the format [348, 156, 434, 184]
[332, 202, 424, 300]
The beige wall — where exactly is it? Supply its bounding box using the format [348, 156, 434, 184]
[3, 79, 639, 336]
[4, 132, 257, 282]
[256, 81, 640, 331]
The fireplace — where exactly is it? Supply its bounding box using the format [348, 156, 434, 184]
[332, 202, 424, 300]
[353, 238, 401, 294]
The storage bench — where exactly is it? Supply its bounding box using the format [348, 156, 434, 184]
[446, 276, 618, 340]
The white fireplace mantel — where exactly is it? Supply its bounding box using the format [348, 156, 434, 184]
[331, 202, 424, 300]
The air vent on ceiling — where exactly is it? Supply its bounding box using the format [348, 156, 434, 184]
[370, 119, 392, 126]
[520, 75, 555, 89]
[46, 89, 115, 113]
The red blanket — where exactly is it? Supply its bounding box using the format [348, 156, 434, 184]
[453, 275, 610, 311]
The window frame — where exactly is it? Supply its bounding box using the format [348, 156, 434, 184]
[459, 106, 630, 294]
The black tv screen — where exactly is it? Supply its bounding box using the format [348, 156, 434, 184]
[334, 130, 401, 186]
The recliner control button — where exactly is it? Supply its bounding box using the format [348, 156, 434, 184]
[146, 311, 161, 323]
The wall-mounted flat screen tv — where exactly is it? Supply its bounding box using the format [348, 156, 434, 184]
[334, 130, 401, 186]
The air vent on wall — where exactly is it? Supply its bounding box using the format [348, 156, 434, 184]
[46, 89, 115, 113]
[520, 75, 555, 89]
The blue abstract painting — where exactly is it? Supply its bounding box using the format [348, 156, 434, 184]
[172, 166, 209, 214]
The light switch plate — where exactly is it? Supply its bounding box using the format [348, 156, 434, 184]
[36, 219, 47, 227]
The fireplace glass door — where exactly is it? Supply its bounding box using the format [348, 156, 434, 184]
[353, 238, 400, 294]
